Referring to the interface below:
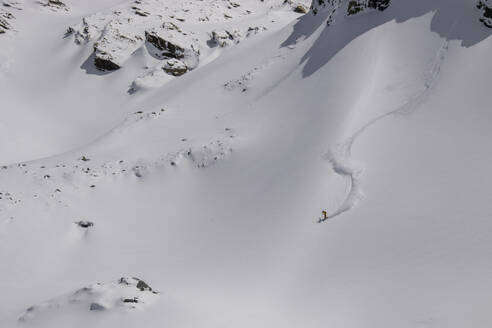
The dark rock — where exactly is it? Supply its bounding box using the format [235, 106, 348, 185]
[48, 0, 65, 6]
[145, 31, 185, 59]
[478, 1, 492, 28]
[94, 56, 120, 71]
[347, 0, 364, 15]
[119, 277, 130, 285]
[294, 5, 308, 13]
[89, 302, 105, 311]
[75, 220, 94, 228]
[123, 297, 138, 303]
[367, 0, 391, 11]
[135, 279, 152, 291]
[38, 0, 67, 10]
[0, 13, 12, 33]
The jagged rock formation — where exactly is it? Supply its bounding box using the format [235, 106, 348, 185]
[66, 5, 201, 71]
[0, 11, 12, 33]
[208, 26, 267, 48]
[478, 0, 492, 27]
[38, 0, 68, 11]
[144, 24, 200, 69]
[60, 0, 310, 93]
[209, 29, 242, 47]
[311, 0, 390, 22]
[366, 0, 390, 11]
[18, 277, 160, 323]
[0, 1, 19, 35]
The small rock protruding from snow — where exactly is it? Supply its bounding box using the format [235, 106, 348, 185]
[19, 277, 160, 323]
[65, 13, 108, 45]
[209, 29, 242, 47]
[75, 220, 94, 228]
[209, 26, 267, 48]
[293, 4, 308, 13]
[162, 58, 188, 76]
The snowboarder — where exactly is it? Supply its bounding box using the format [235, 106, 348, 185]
[322, 210, 327, 220]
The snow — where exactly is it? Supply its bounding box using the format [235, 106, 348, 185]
[0, 0, 492, 327]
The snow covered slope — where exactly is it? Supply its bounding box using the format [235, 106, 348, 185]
[1, 0, 492, 327]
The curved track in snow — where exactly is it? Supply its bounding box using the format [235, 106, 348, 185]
[319, 38, 451, 223]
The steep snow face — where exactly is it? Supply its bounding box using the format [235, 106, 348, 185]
[1, 0, 492, 327]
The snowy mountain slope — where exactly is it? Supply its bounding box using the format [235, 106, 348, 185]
[0, 0, 308, 164]
[1, 0, 492, 327]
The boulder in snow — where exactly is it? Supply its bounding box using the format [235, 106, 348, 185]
[93, 17, 145, 71]
[162, 58, 188, 76]
[209, 29, 242, 47]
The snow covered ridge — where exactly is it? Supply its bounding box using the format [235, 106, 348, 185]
[65, 0, 308, 75]
[0, 109, 235, 214]
[18, 277, 160, 324]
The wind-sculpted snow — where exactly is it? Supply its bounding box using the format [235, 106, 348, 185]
[320, 38, 451, 222]
[18, 277, 160, 324]
[0, 109, 235, 215]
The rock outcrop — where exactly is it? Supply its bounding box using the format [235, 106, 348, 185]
[161, 58, 188, 76]
[64, 0, 308, 84]
[19, 277, 160, 323]
[38, 0, 68, 11]
[478, 0, 492, 27]
[209, 26, 267, 48]
[0, 5, 17, 34]
[311, 0, 390, 22]
[0, 12, 12, 34]
[209, 29, 242, 47]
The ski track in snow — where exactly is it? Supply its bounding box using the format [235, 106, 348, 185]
[319, 38, 451, 223]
